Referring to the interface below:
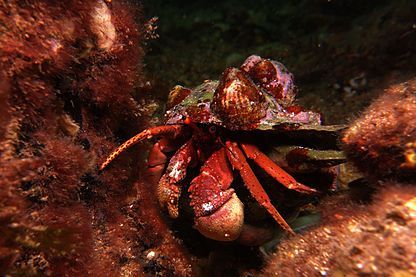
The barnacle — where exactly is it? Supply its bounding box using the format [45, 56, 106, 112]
[212, 67, 267, 130]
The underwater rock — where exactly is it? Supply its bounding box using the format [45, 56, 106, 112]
[261, 183, 416, 276]
[343, 78, 416, 180]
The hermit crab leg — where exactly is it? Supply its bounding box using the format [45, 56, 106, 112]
[99, 125, 185, 171]
[145, 138, 179, 187]
[240, 143, 317, 194]
[189, 147, 245, 241]
[225, 141, 295, 235]
[157, 139, 197, 218]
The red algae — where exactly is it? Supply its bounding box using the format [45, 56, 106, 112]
[0, 1, 194, 275]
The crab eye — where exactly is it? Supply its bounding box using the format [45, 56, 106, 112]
[211, 67, 267, 131]
[209, 125, 217, 134]
[183, 116, 191, 125]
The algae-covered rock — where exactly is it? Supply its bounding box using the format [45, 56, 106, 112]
[343, 78, 416, 181]
[261, 184, 416, 276]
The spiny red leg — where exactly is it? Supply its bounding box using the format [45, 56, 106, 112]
[225, 141, 295, 235]
[99, 125, 185, 171]
[240, 143, 317, 194]
[189, 147, 244, 241]
[157, 139, 197, 218]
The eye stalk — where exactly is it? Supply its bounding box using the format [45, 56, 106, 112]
[211, 67, 267, 131]
[184, 116, 192, 125]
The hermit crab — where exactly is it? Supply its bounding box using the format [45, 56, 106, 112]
[100, 55, 344, 242]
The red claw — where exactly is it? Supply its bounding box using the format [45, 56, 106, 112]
[194, 193, 244, 241]
[189, 148, 244, 241]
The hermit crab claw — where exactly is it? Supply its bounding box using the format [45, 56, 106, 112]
[188, 148, 245, 241]
[194, 193, 244, 241]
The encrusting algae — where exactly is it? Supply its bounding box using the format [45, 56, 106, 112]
[0, 1, 193, 275]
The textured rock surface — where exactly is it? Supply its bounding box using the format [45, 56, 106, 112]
[261, 184, 416, 276]
[343, 79, 416, 180]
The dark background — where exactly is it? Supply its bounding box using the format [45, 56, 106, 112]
[141, 0, 416, 123]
